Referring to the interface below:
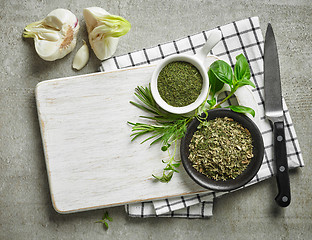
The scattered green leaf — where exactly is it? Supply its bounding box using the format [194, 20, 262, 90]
[95, 211, 113, 230]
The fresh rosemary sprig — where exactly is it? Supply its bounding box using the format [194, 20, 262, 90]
[128, 85, 193, 151]
[128, 85, 194, 182]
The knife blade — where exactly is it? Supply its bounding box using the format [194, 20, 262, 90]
[264, 23, 291, 207]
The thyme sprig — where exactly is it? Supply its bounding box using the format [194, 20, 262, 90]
[152, 141, 181, 182]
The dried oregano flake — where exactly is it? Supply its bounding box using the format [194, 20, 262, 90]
[188, 117, 253, 181]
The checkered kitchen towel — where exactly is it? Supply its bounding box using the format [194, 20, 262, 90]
[100, 17, 304, 218]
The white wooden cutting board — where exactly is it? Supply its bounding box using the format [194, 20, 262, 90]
[36, 65, 208, 214]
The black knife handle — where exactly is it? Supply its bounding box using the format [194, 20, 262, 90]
[273, 121, 291, 207]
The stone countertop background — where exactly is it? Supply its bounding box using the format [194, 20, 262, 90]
[0, 0, 311, 239]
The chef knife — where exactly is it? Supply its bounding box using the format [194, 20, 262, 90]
[264, 23, 290, 207]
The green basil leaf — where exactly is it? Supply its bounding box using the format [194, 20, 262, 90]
[234, 54, 250, 82]
[209, 60, 233, 85]
[208, 68, 224, 96]
[226, 105, 255, 117]
[236, 79, 256, 88]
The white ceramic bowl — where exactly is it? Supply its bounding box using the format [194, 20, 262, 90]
[150, 29, 222, 115]
[150, 54, 209, 114]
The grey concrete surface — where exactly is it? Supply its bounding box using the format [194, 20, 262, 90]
[1, 0, 311, 239]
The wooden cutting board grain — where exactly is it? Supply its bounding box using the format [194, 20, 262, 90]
[36, 65, 207, 214]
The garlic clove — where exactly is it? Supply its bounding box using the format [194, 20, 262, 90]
[83, 7, 131, 60]
[23, 8, 79, 61]
[34, 39, 61, 60]
[72, 41, 89, 70]
[45, 8, 78, 30]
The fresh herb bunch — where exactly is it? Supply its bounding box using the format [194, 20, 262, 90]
[129, 53, 255, 182]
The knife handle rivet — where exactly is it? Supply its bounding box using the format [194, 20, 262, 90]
[282, 196, 288, 202]
[279, 166, 285, 172]
[277, 136, 283, 142]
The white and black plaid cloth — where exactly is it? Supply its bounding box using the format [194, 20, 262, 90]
[99, 17, 304, 218]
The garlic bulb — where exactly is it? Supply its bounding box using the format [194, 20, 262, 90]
[72, 41, 89, 70]
[23, 8, 79, 61]
[83, 7, 131, 60]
